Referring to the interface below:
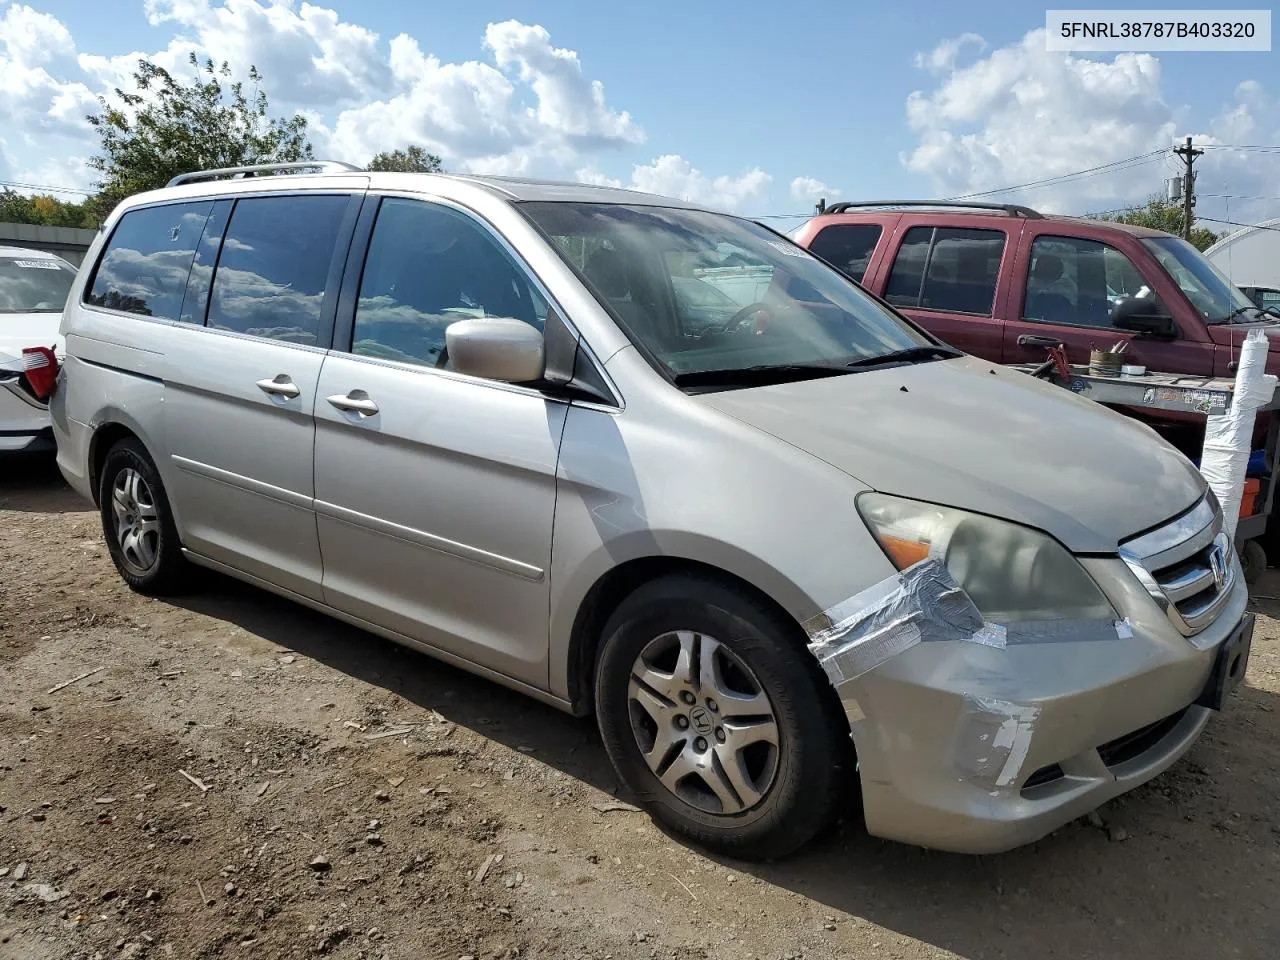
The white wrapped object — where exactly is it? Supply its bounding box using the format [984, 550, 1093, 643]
[1200, 329, 1277, 538]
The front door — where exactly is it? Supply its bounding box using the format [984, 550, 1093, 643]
[313, 196, 566, 688]
[164, 191, 360, 600]
[1002, 231, 1215, 375]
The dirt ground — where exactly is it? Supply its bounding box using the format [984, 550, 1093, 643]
[2, 458, 1279, 960]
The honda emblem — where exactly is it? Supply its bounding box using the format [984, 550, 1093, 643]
[1210, 544, 1226, 591]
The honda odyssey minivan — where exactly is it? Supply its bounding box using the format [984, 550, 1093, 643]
[52, 164, 1251, 858]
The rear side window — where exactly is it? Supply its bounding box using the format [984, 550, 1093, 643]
[86, 201, 214, 317]
[206, 195, 349, 345]
[885, 226, 1006, 315]
[808, 224, 882, 283]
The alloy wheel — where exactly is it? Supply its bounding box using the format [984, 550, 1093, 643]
[627, 630, 780, 815]
[110, 467, 160, 576]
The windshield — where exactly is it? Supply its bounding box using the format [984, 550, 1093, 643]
[1142, 236, 1258, 323]
[0, 256, 77, 313]
[520, 202, 930, 380]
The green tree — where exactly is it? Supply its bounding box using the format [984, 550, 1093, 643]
[1093, 195, 1219, 251]
[367, 146, 443, 173]
[0, 189, 97, 228]
[86, 54, 312, 217]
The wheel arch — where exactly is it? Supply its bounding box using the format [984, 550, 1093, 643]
[88, 418, 147, 506]
[561, 548, 832, 720]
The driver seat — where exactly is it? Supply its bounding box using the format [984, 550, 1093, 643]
[584, 248, 658, 339]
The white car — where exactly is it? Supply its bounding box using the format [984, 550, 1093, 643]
[0, 246, 77, 453]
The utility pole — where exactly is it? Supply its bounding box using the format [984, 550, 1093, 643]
[1173, 136, 1203, 241]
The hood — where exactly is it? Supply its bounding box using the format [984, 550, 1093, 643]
[1206, 318, 1280, 349]
[695, 356, 1205, 553]
[0, 312, 63, 367]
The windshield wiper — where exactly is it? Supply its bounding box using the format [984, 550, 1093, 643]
[1214, 305, 1264, 324]
[844, 345, 962, 369]
[672, 363, 851, 389]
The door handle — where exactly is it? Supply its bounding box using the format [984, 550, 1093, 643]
[256, 374, 301, 398]
[326, 390, 379, 416]
[1017, 334, 1065, 349]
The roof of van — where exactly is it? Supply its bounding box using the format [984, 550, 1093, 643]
[142, 168, 709, 212]
[436, 174, 705, 209]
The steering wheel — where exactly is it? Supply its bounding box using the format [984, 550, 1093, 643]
[722, 302, 773, 335]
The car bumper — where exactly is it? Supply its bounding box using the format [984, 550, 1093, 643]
[839, 554, 1250, 854]
[1, 379, 54, 453]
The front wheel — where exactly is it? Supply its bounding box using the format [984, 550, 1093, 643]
[99, 437, 189, 595]
[1240, 538, 1267, 585]
[594, 575, 848, 860]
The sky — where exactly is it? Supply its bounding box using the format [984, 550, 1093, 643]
[1, 0, 1278, 233]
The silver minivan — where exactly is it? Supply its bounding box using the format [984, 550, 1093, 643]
[52, 163, 1252, 858]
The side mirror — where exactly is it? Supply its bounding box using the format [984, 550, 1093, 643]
[1111, 297, 1176, 338]
[445, 317, 545, 383]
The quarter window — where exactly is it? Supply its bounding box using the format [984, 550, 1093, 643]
[1024, 235, 1150, 328]
[206, 195, 349, 345]
[885, 226, 1006, 315]
[807, 224, 882, 283]
[350, 198, 547, 369]
[86, 201, 214, 318]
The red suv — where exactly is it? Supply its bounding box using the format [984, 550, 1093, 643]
[791, 202, 1279, 392]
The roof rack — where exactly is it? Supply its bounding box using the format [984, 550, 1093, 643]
[821, 200, 1043, 219]
[166, 160, 363, 188]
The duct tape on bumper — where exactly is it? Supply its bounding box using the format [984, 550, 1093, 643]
[953, 696, 1041, 790]
[804, 559, 1134, 686]
[803, 559, 1006, 685]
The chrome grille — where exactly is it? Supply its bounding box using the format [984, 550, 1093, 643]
[1119, 495, 1235, 642]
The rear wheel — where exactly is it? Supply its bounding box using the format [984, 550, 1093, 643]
[99, 438, 189, 595]
[594, 575, 848, 860]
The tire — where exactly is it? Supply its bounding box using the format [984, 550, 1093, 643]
[98, 437, 189, 595]
[594, 574, 848, 860]
[1240, 538, 1267, 585]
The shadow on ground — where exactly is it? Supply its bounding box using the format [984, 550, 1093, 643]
[7, 467, 1278, 960]
[0, 454, 81, 514]
[173, 571, 1280, 960]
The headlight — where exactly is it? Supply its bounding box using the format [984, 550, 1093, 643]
[857, 493, 1115, 623]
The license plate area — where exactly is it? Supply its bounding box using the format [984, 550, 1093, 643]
[1195, 613, 1253, 712]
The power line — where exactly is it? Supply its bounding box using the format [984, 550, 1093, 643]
[946, 150, 1165, 201]
[1199, 192, 1280, 202]
[1197, 216, 1280, 233]
[0, 179, 92, 198]
[1201, 144, 1280, 152]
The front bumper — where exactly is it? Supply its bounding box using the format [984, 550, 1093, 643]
[839, 553, 1249, 854]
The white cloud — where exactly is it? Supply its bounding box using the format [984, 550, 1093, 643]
[574, 167, 623, 188]
[136, 0, 391, 107]
[913, 32, 984, 73]
[483, 21, 642, 148]
[8, 2, 644, 188]
[629, 155, 770, 210]
[790, 176, 839, 204]
[319, 17, 643, 172]
[904, 29, 1178, 212]
[574, 156, 772, 210]
[902, 30, 1280, 225]
[0, 3, 97, 141]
